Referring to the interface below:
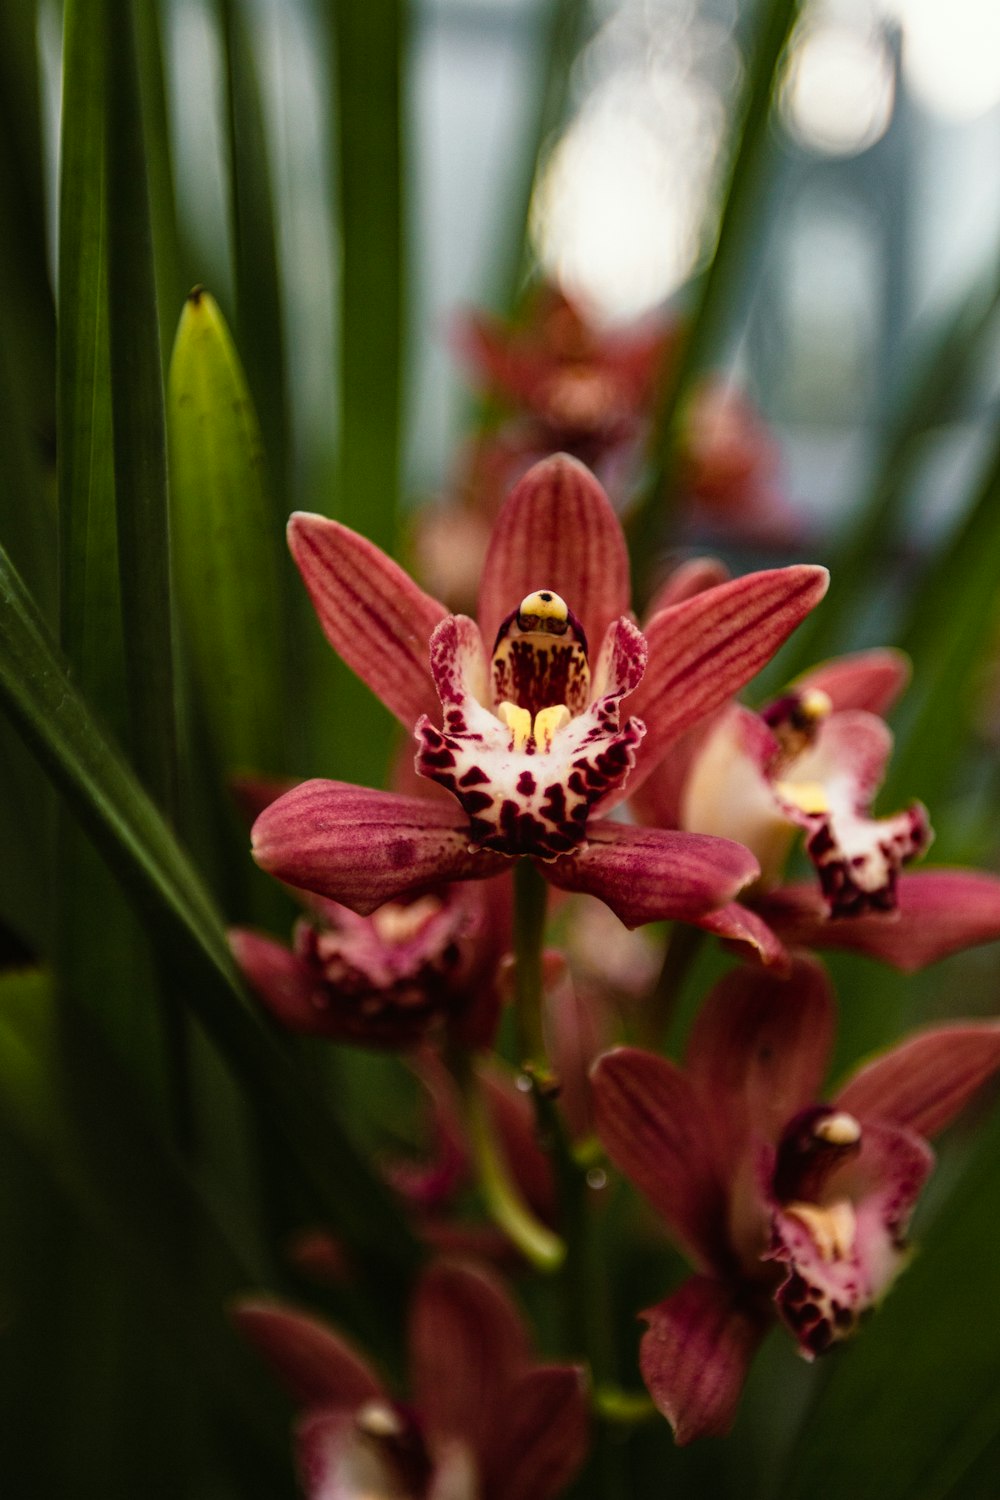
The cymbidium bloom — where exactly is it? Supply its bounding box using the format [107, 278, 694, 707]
[251, 455, 828, 929]
[234, 1259, 588, 1500]
[231, 878, 507, 1051]
[635, 638, 1000, 970]
[591, 956, 1000, 1443]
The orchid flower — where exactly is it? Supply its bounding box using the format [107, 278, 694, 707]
[234, 1259, 589, 1500]
[455, 284, 671, 460]
[251, 455, 828, 931]
[230, 877, 507, 1051]
[634, 636, 1000, 971]
[591, 956, 1000, 1443]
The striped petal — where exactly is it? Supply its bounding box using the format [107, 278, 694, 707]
[232, 1299, 382, 1408]
[694, 901, 791, 971]
[626, 565, 829, 795]
[639, 1278, 768, 1444]
[685, 956, 835, 1171]
[251, 780, 506, 913]
[796, 648, 911, 716]
[756, 869, 1000, 971]
[542, 821, 759, 928]
[410, 1261, 530, 1459]
[482, 1365, 590, 1500]
[836, 1022, 1000, 1139]
[288, 512, 447, 729]
[477, 455, 630, 659]
[591, 1048, 729, 1270]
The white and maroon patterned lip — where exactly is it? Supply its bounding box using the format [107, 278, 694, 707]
[416, 604, 647, 860]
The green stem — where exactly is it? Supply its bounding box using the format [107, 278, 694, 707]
[641, 922, 705, 1051]
[455, 1054, 565, 1273]
[593, 1386, 657, 1425]
[513, 858, 553, 1084]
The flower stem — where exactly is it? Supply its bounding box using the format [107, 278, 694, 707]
[455, 1053, 566, 1272]
[513, 858, 554, 1086]
[641, 921, 705, 1050]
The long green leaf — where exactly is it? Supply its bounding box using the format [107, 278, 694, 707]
[494, 0, 591, 312]
[0, 537, 420, 1267]
[168, 288, 286, 775]
[779, 266, 1000, 680]
[627, 0, 804, 602]
[105, 0, 177, 813]
[330, 0, 405, 554]
[217, 0, 289, 508]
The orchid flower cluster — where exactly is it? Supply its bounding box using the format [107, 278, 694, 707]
[233, 451, 1000, 1493]
[415, 285, 794, 611]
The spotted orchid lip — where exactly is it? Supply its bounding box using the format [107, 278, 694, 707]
[415, 607, 647, 860]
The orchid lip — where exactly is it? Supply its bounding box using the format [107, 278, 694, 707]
[416, 604, 647, 860]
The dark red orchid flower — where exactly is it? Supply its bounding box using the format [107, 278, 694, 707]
[591, 955, 1000, 1443]
[234, 1259, 589, 1499]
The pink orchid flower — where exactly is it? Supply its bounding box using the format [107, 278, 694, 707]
[230, 877, 508, 1052]
[634, 634, 1000, 971]
[234, 1259, 589, 1500]
[591, 955, 1000, 1443]
[455, 285, 672, 460]
[251, 455, 828, 929]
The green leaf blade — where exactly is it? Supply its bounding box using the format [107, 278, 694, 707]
[168, 288, 287, 774]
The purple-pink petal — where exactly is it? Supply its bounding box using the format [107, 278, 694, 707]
[482, 1365, 590, 1500]
[694, 901, 791, 971]
[685, 956, 835, 1170]
[757, 869, 1000, 971]
[477, 454, 630, 657]
[542, 821, 759, 929]
[230, 928, 329, 1034]
[626, 565, 829, 794]
[645, 556, 731, 613]
[232, 1299, 382, 1408]
[409, 1261, 530, 1460]
[639, 1277, 768, 1444]
[836, 1022, 1000, 1140]
[251, 780, 507, 913]
[797, 648, 910, 715]
[288, 512, 447, 730]
[591, 1048, 728, 1271]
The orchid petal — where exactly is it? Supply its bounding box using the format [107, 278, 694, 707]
[796, 648, 911, 716]
[685, 956, 835, 1170]
[626, 565, 829, 793]
[639, 1277, 768, 1444]
[232, 1299, 381, 1407]
[694, 901, 791, 972]
[477, 455, 630, 656]
[288, 512, 447, 730]
[481, 1063, 556, 1223]
[251, 781, 506, 913]
[543, 821, 759, 929]
[482, 1365, 589, 1500]
[229, 928, 331, 1034]
[836, 1022, 1000, 1139]
[591, 1048, 728, 1270]
[409, 1261, 530, 1458]
[296, 1410, 415, 1500]
[757, 870, 1000, 971]
[645, 556, 731, 614]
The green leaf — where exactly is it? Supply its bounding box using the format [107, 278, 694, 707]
[217, 0, 290, 507]
[0, 537, 420, 1268]
[883, 431, 1000, 815]
[627, 0, 804, 603]
[168, 288, 287, 774]
[329, 0, 405, 555]
[779, 268, 1000, 680]
[105, 0, 177, 813]
[494, 0, 592, 312]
